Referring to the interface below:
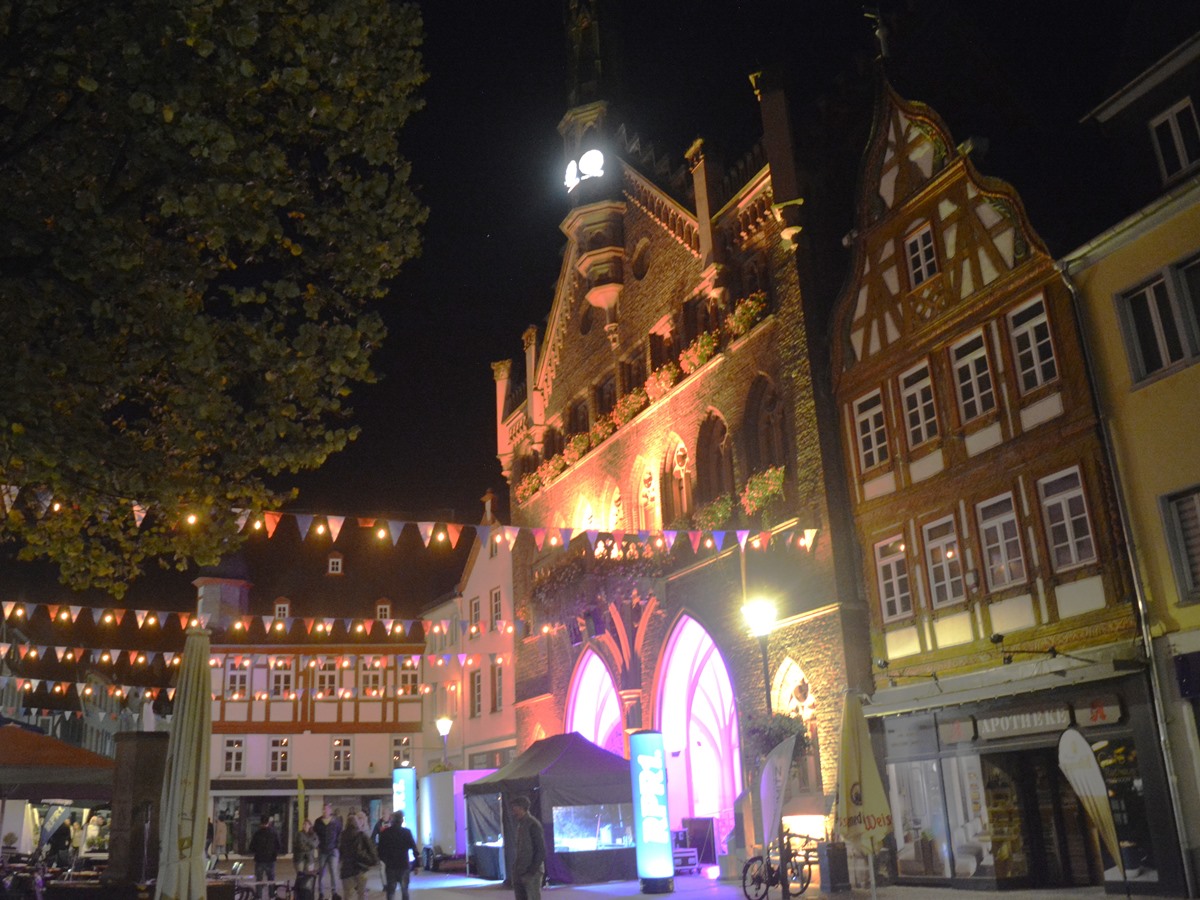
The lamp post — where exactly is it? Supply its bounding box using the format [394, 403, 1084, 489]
[742, 598, 788, 899]
[435, 716, 453, 767]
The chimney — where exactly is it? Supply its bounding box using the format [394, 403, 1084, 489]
[685, 138, 724, 269]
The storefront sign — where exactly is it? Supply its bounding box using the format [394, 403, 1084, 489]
[629, 730, 674, 881]
[391, 766, 417, 832]
[883, 714, 938, 756]
[977, 704, 1070, 740]
[1074, 694, 1122, 726]
[937, 717, 976, 744]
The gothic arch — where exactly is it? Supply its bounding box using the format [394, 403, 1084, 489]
[565, 648, 624, 755]
[696, 411, 735, 504]
[744, 375, 787, 474]
[631, 456, 661, 532]
[661, 434, 692, 526]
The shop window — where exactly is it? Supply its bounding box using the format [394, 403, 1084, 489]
[900, 362, 938, 447]
[906, 223, 939, 287]
[889, 757, 952, 879]
[1166, 485, 1200, 603]
[977, 494, 1026, 589]
[1038, 468, 1096, 571]
[952, 333, 996, 422]
[1151, 97, 1200, 183]
[1008, 296, 1058, 394]
[854, 390, 889, 471]
[875, 536, 912, 622]
[924, 517, 965, 607]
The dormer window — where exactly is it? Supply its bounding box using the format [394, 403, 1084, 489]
[1151, 97, 1200, 183]
[905, 223, 938, 287]
[328, 553, 344, 575]
[376, 601, 391, 621]
[274, 599, 290, 619]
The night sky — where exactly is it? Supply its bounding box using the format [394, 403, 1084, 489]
[280, 1, 1184, 525]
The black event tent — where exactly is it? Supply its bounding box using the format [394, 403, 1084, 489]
[463, 732, 637, 884]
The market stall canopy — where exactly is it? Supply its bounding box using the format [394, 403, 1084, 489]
[0, 724, 115, 800]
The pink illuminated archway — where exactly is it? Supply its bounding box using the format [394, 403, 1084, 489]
[565, 649, 623, 755]
[657, 615, 742, 849]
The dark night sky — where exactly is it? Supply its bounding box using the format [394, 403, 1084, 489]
[280, 1, 1186, 525]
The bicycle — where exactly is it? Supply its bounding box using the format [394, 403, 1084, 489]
[742, 831, 819, 899]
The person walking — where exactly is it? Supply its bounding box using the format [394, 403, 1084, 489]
[214, 816, 229, 861]
[338, 814, 378, 900]
[509, 796, 545, 900]
[248, 815, 281, 899]
[377, 811, 419, 900]
[314, 804, 343, 900]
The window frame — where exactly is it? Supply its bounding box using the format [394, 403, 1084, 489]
[327, 554, 343, 575]
[223, 737, 245, 775]
[491, 662, 504, 713]
[905, 223, 939, 288]
[1150, 97, 1200, 183]
[269, 737, 290, 775]
[469, 669, 483, 719]
[392, 736, 412, 769]
[1008, 295, 1059, 395]
[274, 599, 290, 620]
[1038, 467, 1098, 572]
[225, 660, 249, 700]
[977, 493, 1026, 590]
[875, 536, 913, 623]
[360, 658, 383, 696]
[315, 660, 339, 699]
[397, 666, 419, 696]
[854, 390, 890, 472]
[269, 660, 294, 699]
[1117, 261, 1200, 383]
[923, 516, 966, 608]
[468, 596, 481, 639]
[376, 601, 391, 621]
[1165, 485, 1200, 604]
[951, 332, 997, 423]
[899, 362, 939, 449]
[331, 736, 353, 774]
[490, 587, 502, 630]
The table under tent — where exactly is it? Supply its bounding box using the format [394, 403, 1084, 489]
[463, 732, 637, 885]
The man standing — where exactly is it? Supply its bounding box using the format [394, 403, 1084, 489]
[509, 796, 545, 900]
[314, 804, 343, 900]
[248, 815, 281, 898]
[337, 813, 378, 900]
[377, 811, 419, 900]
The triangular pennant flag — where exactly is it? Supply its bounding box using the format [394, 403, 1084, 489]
[115, 608, 129, 627]
[759, 530, 772, 548]
[0, 485, 18, 513]
[388, 520, 405, 546]
[711, 530, 727, 551]
[662, 530, 677, 550]
[358, 517, 375, 528]
[531, 528, 546, 551]
[135, 610, 147, 628]
[262, 616, 274, 631]
[132, 503, 147, 528]
[611, 529, 625, 547]
[1, 602, 12, 619]
[475, 525, 490, 549]
[263, 511, 282, 538]
[688, 531, 702, 553]
[323, 618, 336, 633]
[637, 530, 650, 544]
[33, 489, 51, 516]
[303, 619, 315, 635]
[558, 527, 573, 548]
[457, 654, 467, 666]
[234, 508, 250, 532]
[295, 514, 315, 540]
[197, 612, 211, 628]
[417, 522, 434, 546]
[47, 605, 59, 622]
[327, 516, 345, 542]
[736, 530, 750, 549]
[505, 526, 521, 550]
[585, 529, 599, 549]
[446, 523, 463, 548]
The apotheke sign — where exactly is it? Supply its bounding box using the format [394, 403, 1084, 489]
[978, 704, 1070, 740]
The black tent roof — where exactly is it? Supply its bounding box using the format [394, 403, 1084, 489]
[463, 732, 632, 808]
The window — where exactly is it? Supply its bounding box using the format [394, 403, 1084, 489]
[490, 588, 502, 630]
[875, 536, 912, 621]
[649, 326, 677, 371]
[361, 658, 383, 696]
[274, 599, 290, 619]
[746, 377, 787, 473]
[1009, 296, 1058, 393]
[376, 601, 391, 621]
[269, 737, 290, 774]
[924, 517, 966, 607]
[397, 665, 419, 696]
[331, 736, 353, 773]
[683, 294, 717, 345]
[225, 661, 248, 699]
[315, 660, 338, 698]
[696, 414, 734, 504]
[900, 363, 938, 447]
[1039, 468, 1097, 571]
[392, 736, 412, 768]
[1151, 98, 1200, 182]
[223, 737, 245, 774]
[621, 353, 647, 397]
[328, 554, 343, 575]
[567, 399, 589, 435]
[468, 596, 481, 638]
[488, 532, 500, 558]
[952, 333, 996, 422]
[469, 669, 483, 718]
[905, 224, 938, 287]
[1166, 486, 1200, 602]
[1119, 261, 1200, 381]
[978, 494, 1026, 589]
[270, 660, 293, 698]
[491, 662, 504, 712]
[854, 391, 889, 471]
[594, 375, 617, 418]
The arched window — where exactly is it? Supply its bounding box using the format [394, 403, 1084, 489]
[745, 377, 787, 473]
[565, 649, 623, 755]
[696, 413, 734, 504]
[662, 440, 692, 526]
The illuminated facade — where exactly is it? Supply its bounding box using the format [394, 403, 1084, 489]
[830, 77, 1181, 890]
[492, 1, 869, 861]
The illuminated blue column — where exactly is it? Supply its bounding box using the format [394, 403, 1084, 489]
[629, 730, 674, 894]
[392, 767, 417, 832]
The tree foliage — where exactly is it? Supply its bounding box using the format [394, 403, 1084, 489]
[0, 0, 427, 594]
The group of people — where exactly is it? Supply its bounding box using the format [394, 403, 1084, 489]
[248, 803, 419, 900]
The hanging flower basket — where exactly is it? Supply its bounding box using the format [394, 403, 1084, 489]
[741, 465, 786, 524]
[612, 387, 649, 426]
[726, 291, 768, 338]
[679, 331, 718, 375]
[644, 362, 681, 402]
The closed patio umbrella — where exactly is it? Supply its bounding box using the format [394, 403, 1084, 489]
[834, 692, 892, 899]
[155, 626, 211, 900]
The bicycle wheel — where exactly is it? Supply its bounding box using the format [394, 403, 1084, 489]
[742, 855, 770, 900]
[787, 854, 813, 895]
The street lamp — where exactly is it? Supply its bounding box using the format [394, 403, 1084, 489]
[741, 597, 788, 899]
[435, 716, 453, 767]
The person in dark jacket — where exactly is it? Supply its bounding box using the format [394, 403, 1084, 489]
[338, 814, 378, 900]
[248, 815, 281, 897]
[509, 796, 545, 900]
[314, 804, 343, 900]
[376, 811, 419, 900]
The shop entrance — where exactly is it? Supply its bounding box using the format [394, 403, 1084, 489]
[982, 750, 1098, 887]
